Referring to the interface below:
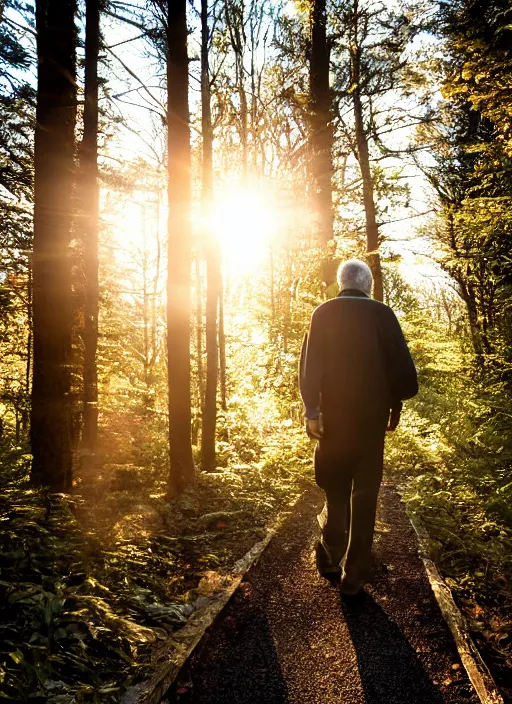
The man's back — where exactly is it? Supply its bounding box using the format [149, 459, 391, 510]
[319, 295, 391, 412]
[301, 291, 418, 424]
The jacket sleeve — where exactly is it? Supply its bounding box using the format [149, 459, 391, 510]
[299, 309, 324, 413]
[381, 308, 418, 402]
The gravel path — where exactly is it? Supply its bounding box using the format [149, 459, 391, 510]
[169, 481, 480, 704]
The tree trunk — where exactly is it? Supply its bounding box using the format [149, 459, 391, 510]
[142, 214, 150, 387]
[149, 191, 162, 394]
[26, 267, 32, 396]
[269, 245, 275, 343]
[219, 280, 227, 412]
[351, 43, 383, 302]
[309, 0, 334, 247]
[202, 245, 221, 468]
[31, 0, 77, 491]
[167, 0, 194, 494]
[249, 1, 257, 173]
[81, 0, 100, 454]
[195, 255, 205, 414]
[201, 0, 221, 472]
[225, 0, 248, 177]
[465, 286, 484, 359]
[458, 271, 488, 361]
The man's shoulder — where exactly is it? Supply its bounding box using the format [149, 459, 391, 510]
[312, 296, 391, 319]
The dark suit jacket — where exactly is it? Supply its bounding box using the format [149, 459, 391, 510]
[299, 290, 418, 438]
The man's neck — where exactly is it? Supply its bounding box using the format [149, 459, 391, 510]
[338, 289, 370, 298]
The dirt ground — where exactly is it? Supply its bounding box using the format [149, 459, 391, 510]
[169, 482, 484, 704]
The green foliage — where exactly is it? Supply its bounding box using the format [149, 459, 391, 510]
[0, 0, 34, 203]
[0, 414, 313, 700]
[0, 451, 157, 701]
[385, 301, 512, 679]
[439, 0, 512, 151]
[0, 1, 34, 441]
[424, 0, 512, 381]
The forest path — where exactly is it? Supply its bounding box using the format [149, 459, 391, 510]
[168, 482, 480, 704]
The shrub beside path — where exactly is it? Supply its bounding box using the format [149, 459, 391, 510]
[169, 482, 485, 704]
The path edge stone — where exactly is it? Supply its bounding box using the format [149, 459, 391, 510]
[121, 489, 310, 704]
[399, 488, 504, 704]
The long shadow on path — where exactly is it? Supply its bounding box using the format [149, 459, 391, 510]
[172, 588, 289, 704]
[171, 484, 479, 704]
[341, 590, 445, 704]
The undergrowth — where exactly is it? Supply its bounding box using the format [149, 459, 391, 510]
[0, 404, 313, 702]
[386, 351, 512, 696]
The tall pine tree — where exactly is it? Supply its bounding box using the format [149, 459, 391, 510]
[166, 0, 195, 493]
[31, 0, 78, 490]
[80, 0, 101, 457]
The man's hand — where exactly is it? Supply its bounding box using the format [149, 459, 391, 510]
[387, 402, 403, 432]
[306, 415, 324, 440]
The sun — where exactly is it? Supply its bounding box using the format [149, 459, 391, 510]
[209, 186, 278, 273]
[108, 184, 282, 278]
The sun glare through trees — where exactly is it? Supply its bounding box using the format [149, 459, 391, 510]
[208, 186, 279, 274]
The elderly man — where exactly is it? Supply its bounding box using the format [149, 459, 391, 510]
[300, 259, 418, 594]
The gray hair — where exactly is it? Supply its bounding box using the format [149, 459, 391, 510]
[337, 259, 373, 295]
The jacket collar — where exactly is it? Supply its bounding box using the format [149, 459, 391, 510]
[337, 289, 370, 298]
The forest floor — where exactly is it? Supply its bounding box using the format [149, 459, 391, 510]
[169, 482, 483, 704]
[0, 435, 311, 702]
[0, 434, 510, 703]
